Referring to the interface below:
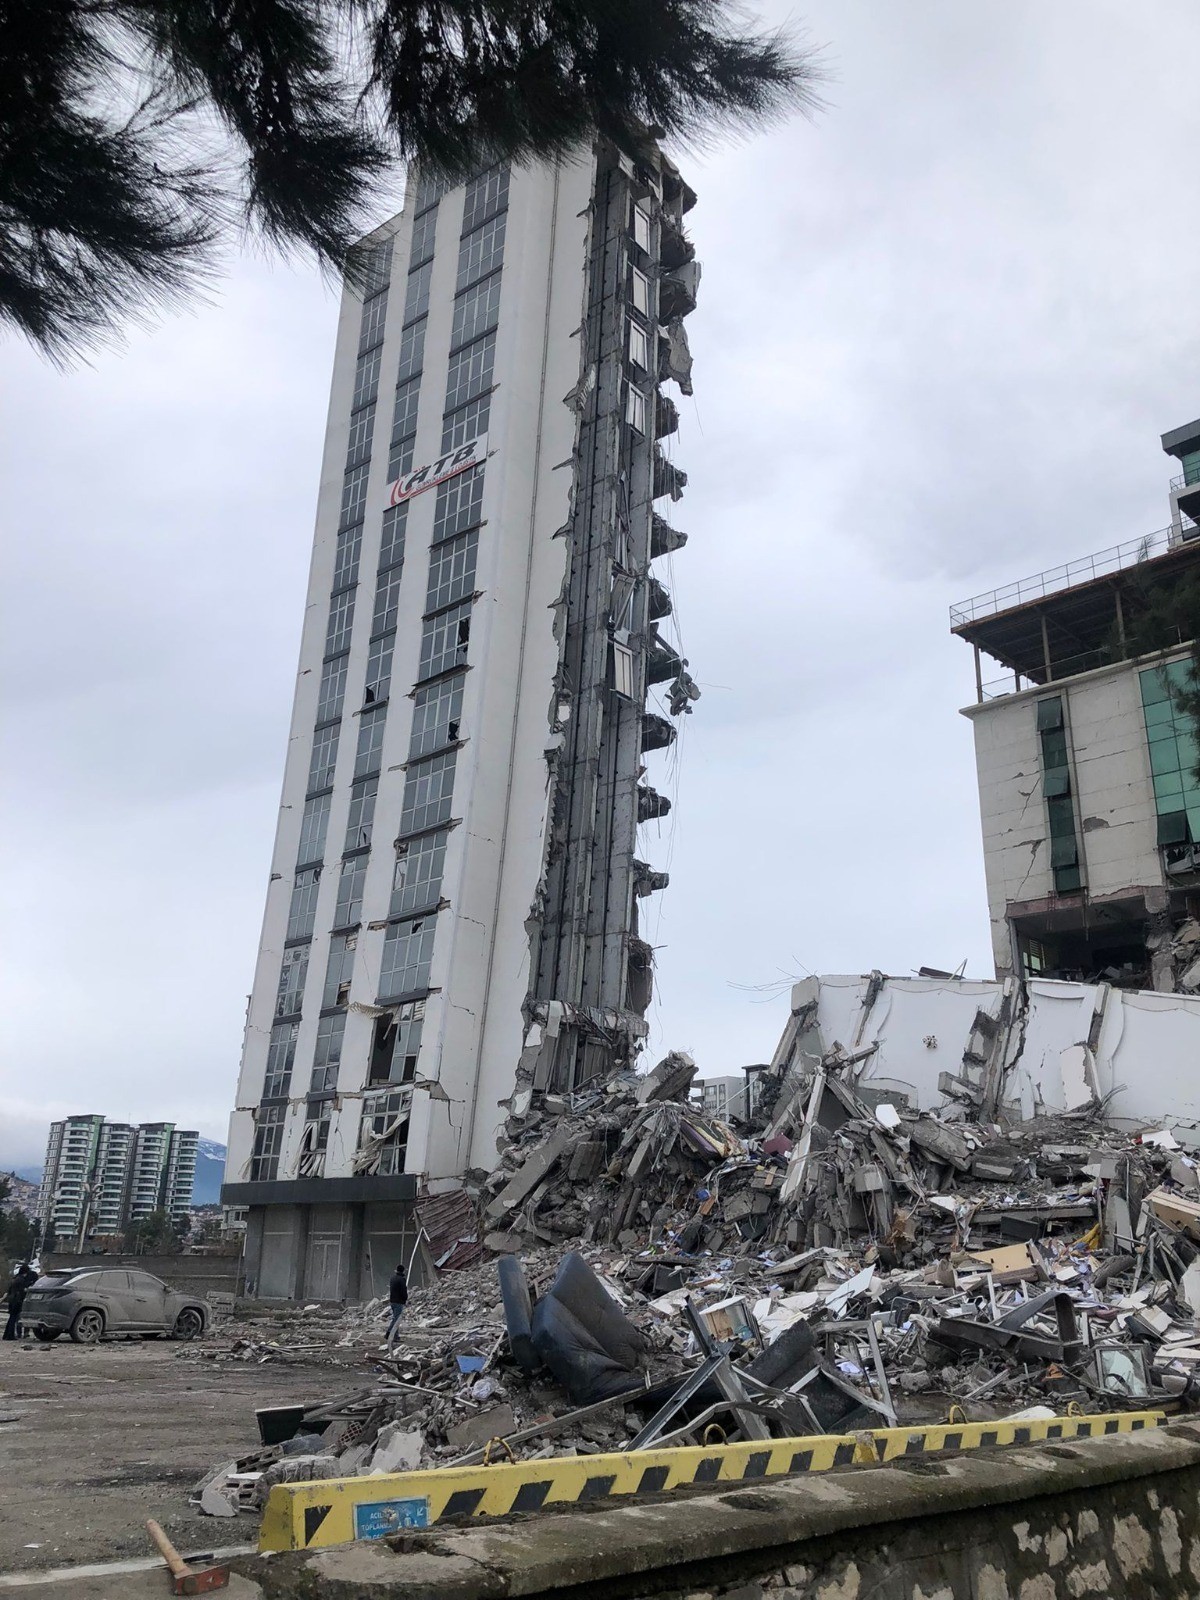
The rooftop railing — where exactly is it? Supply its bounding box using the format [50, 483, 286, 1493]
[949, 525, 1185, 628]
[1171, 468, 1200, 492]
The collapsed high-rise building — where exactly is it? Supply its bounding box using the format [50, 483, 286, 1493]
[223, 142, 700, 1299]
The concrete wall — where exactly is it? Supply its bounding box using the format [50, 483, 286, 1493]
[43, 1252, 240, 1299]
[241, 1424, 1200, 1600]
[964, 654, 1180, 977]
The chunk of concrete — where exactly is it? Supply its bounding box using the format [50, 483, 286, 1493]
[369, 1425, 424, 1475]
[486, 1129, 572, 1220]
[446, 1404, 517, 1453]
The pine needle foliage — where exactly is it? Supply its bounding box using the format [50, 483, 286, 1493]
[0, 0, 822, 358]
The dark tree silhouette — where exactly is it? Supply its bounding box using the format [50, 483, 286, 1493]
[0, 0, 821, 358]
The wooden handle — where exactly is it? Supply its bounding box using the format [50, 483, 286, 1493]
[146, 1519, 188, 1578]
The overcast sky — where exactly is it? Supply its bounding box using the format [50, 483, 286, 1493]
[2, 1, 1198, 1172]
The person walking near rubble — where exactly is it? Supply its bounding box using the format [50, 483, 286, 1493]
[4, 1262, 38, 1341]
[383, 1260, 408, 1351]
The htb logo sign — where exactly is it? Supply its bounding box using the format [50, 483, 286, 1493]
[386, 435, 488, 506]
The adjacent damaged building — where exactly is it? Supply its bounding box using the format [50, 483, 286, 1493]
[223, 142, 700, 1299]
[952, 417, 1200, 988]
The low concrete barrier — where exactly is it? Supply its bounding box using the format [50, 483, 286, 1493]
[235, 1421, 1200, 1600]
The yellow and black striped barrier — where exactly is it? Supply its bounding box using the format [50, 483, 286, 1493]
[259, 1409, 1166, 1551]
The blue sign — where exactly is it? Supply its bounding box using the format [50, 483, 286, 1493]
[354, 1497, 430, 1540]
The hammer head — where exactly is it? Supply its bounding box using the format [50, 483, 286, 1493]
[174, 1565, 229, 1595]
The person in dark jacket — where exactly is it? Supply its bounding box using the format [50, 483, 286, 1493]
[384, 1261, 408, 1350]
[4, 1263, 38, 1341]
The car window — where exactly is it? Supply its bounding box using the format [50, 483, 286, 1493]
[96, 1270, 131, 1290]
[128, 1273, 165, 1293]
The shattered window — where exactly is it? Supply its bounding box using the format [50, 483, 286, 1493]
[628, 321, 651, 371]
[631, 266, 651, 317]
[356, 1086, 412, 1176]
[250, 1104, 285, 1182]
[297, 792, 331, 865]
[263, 1023, 299, 1099]
[632, 205, 651, 253]
[426, 530, 479, 613]
[334, 855, 368, 928]
[431, 465, 485, 541]
[626, 385, 647, 433]
[344, 776, 379, 851]
[409, 677, 464, 759]
[308, 724, 339, 794]
[287, 866, 322, 941]
[311, 1013, 345, 1090]
[391, 830, 448, 917]
[297, 1106, 331, 1175]
[400, 751, 457, 834]
[418, 602, 471, 681]
[363, 633, 394, 707]
[275, 946, 309, 1019]
[379, 502, 408, 571]
[354, 705, 388, 777]
[378, 917, 437, 1000]
[451, 273, 502, 351]
[323, 933, 358, 1008]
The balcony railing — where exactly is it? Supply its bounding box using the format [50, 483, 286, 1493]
[1172, 468, 1200, 491]
[950, 526, 1183, 627]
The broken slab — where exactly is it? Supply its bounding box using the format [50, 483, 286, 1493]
[445, 1405, 518, 1453]
[486, 1128, 573, 1221]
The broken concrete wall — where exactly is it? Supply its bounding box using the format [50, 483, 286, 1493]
[772, 972, 1200, 1138]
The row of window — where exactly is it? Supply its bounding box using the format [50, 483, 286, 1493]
[262, 165, 510, 1140]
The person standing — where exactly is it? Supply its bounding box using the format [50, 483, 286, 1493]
[3, 1263, 38, 1341]
[383, 1260, 408, 1351]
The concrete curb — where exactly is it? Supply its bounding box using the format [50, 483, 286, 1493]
[234, 1421, 1200, 1598]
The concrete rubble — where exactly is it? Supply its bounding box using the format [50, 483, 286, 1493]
[187, 1037, 1200, 1512]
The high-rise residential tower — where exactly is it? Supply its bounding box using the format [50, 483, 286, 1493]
[223, 140, 700, 1300]
[37, 1117, 198, 1245]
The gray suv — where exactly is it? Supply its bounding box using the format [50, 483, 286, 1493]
[22, 1268, 208, 1344]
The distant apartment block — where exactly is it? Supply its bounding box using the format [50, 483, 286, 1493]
[952, 416, 1200, 988]
[38, 1116, 198, 1245]
[693, 1074, 755, 1123]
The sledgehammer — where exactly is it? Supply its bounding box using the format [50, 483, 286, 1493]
[146, 1520, 230, 1595]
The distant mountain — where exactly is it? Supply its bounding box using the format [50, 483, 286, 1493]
[192, 1138, 227, 1205]
[1, 1172, 41, 1219]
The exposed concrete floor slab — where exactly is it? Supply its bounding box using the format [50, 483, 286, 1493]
[0, 1339, 353, 1574]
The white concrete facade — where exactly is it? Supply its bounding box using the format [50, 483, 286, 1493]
[962, 650, 1189, 978]
[224, 144, 697, 1298]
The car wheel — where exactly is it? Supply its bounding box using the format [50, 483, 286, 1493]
[69, 1308, 105, 1345]
[172, 1308, 204, 1341]
[34, 1327, 62, 1343]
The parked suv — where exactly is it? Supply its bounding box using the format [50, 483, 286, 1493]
[21, 1268, 208, 1344]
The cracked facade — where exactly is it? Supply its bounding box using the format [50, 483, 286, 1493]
[222, 143, 699, 1300]
[952, 416, 1200, 989]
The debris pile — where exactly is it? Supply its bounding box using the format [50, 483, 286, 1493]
[192, 1048, 1200, 1513]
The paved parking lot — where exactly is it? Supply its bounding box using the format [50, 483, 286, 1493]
[0, 1337, 351, 1573]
